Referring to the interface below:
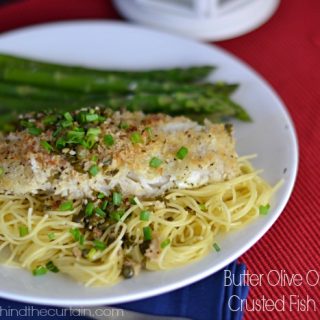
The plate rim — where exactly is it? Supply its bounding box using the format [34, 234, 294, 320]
[0, 20, 299, 306]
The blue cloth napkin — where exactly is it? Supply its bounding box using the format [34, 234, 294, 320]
[0, 262, 249, 320]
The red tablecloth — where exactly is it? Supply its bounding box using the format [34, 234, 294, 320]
[0, 1, 319, 319]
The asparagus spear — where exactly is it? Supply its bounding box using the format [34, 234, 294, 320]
[0, 67, 239, 96]
[0, 53, 215, 82]
[0, 91, 238, 115]
[0, 81, 239, 105]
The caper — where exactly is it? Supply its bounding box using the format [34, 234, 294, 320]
[121, 265, 134, 279]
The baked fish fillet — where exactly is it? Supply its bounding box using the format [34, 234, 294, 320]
[0, 108, 240, 199]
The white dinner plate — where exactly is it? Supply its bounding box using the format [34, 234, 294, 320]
[0, 21, 298, 306]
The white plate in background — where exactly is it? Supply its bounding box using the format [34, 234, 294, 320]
[0, 21, 298, 306]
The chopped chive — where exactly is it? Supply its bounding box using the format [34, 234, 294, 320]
[119, 122, 129, 129]
[95, 207, 106, 217]
[69, 228, 81, 242]
[79, 234, 85, 246]
[98, 115, 106, 122]
[113, 192, 122, 206]
[85, 114, 99, 122]
[149, 157, 163, 168]
[89, 165, 99, 177]
[43, 114, 58, 126]
[60, 119, 73, 128]
[101, 200, 108, 211]
[161, 239, 170, 249]
[145, 127, 153, 139]
[130, 132, 142, 144]
[87, 128, 101, 136]
[93, 240, 106, 251]
[56, 137, 66, 149]
[66, 130, 85, 143]
[143, 226, 152, 241]
[19, 225, 28, 237]
[103, 134, 114, 147]
[48, 232, 56, 241]
[87, 248, 97, 260]
[259, 204, 270, 215]
[32, 265, 47, 276]
[64, 112, 73, 122]
[140, 210, 150, 221]
[40, 140, 53, 153]
[84, 134, 97, 149]
[77, 111, 87, 124]
[0, 167, 4, 176]
[91, 155, 98, 163]
[97, 193, 105, 199]
[59, 201, 73, 211]
[28, 127, 42, 136]
[110, 210, 125, 222]
[176, 146, 188, 160]
[20, 120, 35, 128]
[52, 127, 62, 138]
[85, 202, 95, 216]
[46, 261, 59, 273]
[213, 242, 221, 252]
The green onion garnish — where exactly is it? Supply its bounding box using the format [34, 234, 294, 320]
[79, 234, 85, 245]
[119, 122, 129, 129]
[95, 207, 106, 217]
[176, 146, 189, 160]
[66, 130, 85, 143]
[259, 204, 270, 215]
[101, 200, 108, 211]
[19, 225, 28, 237]
[87, 128, 101, 136]
[89, 165, 99, 177]
[69, 228, 81, 242]
[140, 210, 150, 221]
[63, 112, 73, 122]
[113, 192, 122, 206]
[161, 239, 170, 249]
[85, 114, 99, 122]
[104, 134, 114, 147]
[33, 266, 47, 276]
[85, 202, 95, 216]
[20, 120, 35, 128]
[28, 127, 42, 136]
[130, 132, 142, 144]
[43, 114, 58, 126]
[143, 226, 152, 241]
[149, 157, 163, 168]
[213, 243, 221, 252]
[46, 261, 59, 273]
[110, 210, 125, 222]
[48, 232, 56, 241]
[59, 201, 73, 211]
[199, 204, 207, 211]
[91, 155, 98, 163]
[40, 140, 53, 153]
[93, 240, 106, 251]
[84, 134, 97, 149]
[55, 137, 66, 149]
[0, 167, 4, 176]
[87, 248, 97, 260]
[97, 193, 105, 199]
[145, 127, 153, 139]
[60, 119, 73, 128]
